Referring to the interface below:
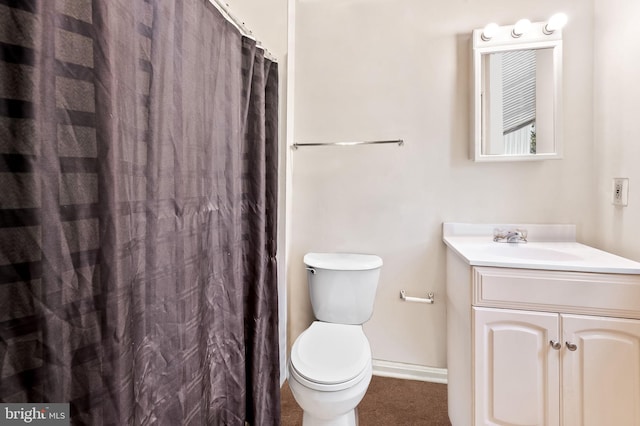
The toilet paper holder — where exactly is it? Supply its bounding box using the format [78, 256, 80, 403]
[400, 290, 435, 304]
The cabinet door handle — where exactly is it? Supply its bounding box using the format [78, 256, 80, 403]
[550, 340, 562, 350]
[566, 342, 578, 351]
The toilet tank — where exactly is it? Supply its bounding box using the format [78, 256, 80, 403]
[303, 253, 383, 325]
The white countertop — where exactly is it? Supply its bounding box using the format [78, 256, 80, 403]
[443, 223, 640, 274]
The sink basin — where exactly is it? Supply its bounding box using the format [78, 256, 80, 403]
[443, 223, 640, 273]
[489, 245, 583, 261]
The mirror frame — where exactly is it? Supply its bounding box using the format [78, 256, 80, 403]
[471, 22, 563, 162]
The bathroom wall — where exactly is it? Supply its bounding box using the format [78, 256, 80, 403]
[593, 0, 640, 262]
[290, 0, 596, 369]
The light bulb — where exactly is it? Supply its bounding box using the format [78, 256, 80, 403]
[544, 12, 568, 34]
[481, 23, 499, 41]
[512, 18, 531, 38]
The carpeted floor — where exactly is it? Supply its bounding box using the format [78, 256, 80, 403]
[281, 375, 452, 425]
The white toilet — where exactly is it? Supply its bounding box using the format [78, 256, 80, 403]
[288, 252, 383, 426]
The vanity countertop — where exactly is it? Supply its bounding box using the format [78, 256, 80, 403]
[443, 223, 640, 274]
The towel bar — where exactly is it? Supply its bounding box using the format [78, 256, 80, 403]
[291, 139, 404, 150]
[400, 290, 435, 304]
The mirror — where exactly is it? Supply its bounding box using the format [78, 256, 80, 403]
[471, 22, 563, 161]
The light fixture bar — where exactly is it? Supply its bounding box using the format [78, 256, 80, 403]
[476, 13, 567, 43]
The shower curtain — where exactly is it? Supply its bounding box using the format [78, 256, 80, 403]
[0, 0, 280, 424]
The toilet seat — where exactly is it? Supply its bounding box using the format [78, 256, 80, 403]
[290, 321, 371, 391]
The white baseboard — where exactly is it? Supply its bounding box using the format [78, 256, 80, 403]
[372, 359, 448, 384]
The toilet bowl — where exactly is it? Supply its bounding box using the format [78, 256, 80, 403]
[288, 252, 382, 425]
[288, 322, 373, 426]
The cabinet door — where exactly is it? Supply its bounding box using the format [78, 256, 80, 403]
[562, 314, 640, 426]
[474, 307, 560, 426]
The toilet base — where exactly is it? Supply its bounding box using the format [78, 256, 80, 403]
[288, 362, 372, 426]
[302, 407, 359, 426]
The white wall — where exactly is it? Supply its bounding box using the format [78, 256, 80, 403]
[593, 0, 640, 262]
[290, 0, 595, 368]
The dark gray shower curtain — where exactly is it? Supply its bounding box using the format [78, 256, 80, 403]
[0, 0, 280, 424]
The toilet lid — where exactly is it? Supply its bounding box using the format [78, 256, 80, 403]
[291, 322, 370, 385]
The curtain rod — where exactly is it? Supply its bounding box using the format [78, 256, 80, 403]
[291, 139, 405, 150]
[207, 0, 277, 62]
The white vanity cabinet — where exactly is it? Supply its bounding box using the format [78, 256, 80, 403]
[449, 260, 640, 426]
[562, 314, 640, 425]
[473, 307, 560, 426]
[474, 307, 640, 426]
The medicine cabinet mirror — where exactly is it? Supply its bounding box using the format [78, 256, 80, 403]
[471, 21, 563, 162]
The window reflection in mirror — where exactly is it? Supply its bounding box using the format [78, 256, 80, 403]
[481, 48, 555, 156]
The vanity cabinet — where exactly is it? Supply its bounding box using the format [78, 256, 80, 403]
[562, 314, 640, 425]
[474, 307, 560, 426]
[474, 307, 640, 426]
[446, 253, 640, 426]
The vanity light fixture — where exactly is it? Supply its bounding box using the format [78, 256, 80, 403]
[511, 18, 532, 38]
[481, 22, 499, 41]
[544, 12, 568, 34]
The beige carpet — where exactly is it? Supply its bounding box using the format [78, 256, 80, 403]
[281, 375, 452, 425]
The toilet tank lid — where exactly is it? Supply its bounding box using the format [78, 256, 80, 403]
[304, 253, 383, 271]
